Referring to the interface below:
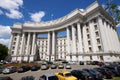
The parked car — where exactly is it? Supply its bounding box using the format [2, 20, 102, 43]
[0, 76, 13, 80]
[91, 61, 99, 65]
[62, 61, 68, 64]
[65, 64, 71, 69]
[0, 67, 3, 74]
[58, 63, 64, 69]
[94, 68, 113, 79]
[39, 73, 58, 80]
[56, 71, 77, 80]
[17, 66, 30, 73]
[51, 64, 57, 69]
[2, 66, 17, 74]
[83, 69, 103, 80]
[41, 63, 49, 70]
[71, 70, 93, 80]
[79, 61, 84, 65]
[31, 65, 40, 71]
[103, 65, 120, 77]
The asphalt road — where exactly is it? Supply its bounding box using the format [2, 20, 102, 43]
[0, 65, 109, 80]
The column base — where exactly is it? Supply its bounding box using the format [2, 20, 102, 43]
[23, 56, 29, 62]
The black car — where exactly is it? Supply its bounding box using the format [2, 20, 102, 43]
[94, 68, 112, 79]
[71, 70, 93, 80]
[79, 61, 84, 65]
[17, 66, 30, 73]
[31, 65, 40, 71]
[83, 69, 103, 80]
[0, 76, 13, 80]
[103, 65, 120, 77]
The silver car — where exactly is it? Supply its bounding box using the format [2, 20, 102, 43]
[39, 73, 58, 80]
[41, 64, 49, 70]
[65, 64, 71, 69]
[2, 66, 17, 74]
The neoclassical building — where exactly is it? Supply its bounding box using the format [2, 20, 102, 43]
[9, 1, 120, 62]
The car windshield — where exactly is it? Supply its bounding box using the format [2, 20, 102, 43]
[48, 76, 58, 80]
[64, 73, 72, 77]
[91, 70, 100, 74]
[81, 71, 89, 75]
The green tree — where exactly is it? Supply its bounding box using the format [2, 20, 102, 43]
[0, 44, 8, 60]
[105, 0, 120, 25]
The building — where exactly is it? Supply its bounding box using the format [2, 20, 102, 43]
[9, 1, 120, 62]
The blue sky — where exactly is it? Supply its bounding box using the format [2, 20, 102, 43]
[0, 0, 120, 46]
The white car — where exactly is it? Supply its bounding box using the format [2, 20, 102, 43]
[39, 73, 58, 80]
[41, 64, 49, 70]
[2, 66, 17, 74]
[65, 64, 71, 69]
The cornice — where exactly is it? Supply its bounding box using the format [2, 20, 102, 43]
[11, 1, 115, 33]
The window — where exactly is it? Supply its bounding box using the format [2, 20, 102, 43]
[93, 18, 97, 23]
[88, 41, 91, 45]
[95, 32, 99, 37]
[98, 46, 102, 51]
[90, 56, 92, 60]
[86, 22, 89, 27]
[87, 34, 90, 39]
[94, 25, 98, 30]
[97, 39, 100, 44]
[89, 47, 92, 52]
[86, 28, 89, 33]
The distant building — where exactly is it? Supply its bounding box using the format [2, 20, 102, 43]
[9, 1, 120, 62]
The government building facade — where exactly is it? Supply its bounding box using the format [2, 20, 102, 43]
[9, 1, 120, 62]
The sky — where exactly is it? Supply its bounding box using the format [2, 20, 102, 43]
[0, 0, 120, 46]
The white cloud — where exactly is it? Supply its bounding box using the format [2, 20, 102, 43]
[0, 25, 11, 47]
[30, 11, 45, 22]
[0, 38, 10, 47]
[116, 23, 120, 27]
[102, 4, 106, 9]
[79, 9, 84, 12]
[0, 10, 3, 15]
[6, 10, 23, 19]
[118, 6, 120, 10]
[0, 25, 11, 38]
[0, 0, 23, 19]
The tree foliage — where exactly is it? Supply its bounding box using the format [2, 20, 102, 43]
[105, 0, 120, 25]
[0, 44, 8, 60]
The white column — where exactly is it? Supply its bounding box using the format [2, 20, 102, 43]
[98, 17, 107, 52]
[111, 27, 115, 51]
[83, 24, 89, 52]
[26, 32, 31, 55]
[8, 33, 13, 54]
[47, 32, 51, 56]
[77, 22, 83, 53]
[14, 33, 20, 55]
[31, 32, 36, 55]
[20, 33, 25, 55]
[107, 24, 113, 52]
[71, 25, 76, 54]
[104, 21, 110, 52]
[89, 21, 98, 52]
[66, 27, 70, 55]
[52, 31, 56, 59]
[113, 29, 120, 52]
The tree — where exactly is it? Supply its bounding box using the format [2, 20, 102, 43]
[105, 0, 120, 25]
[0, 44, 8, 60]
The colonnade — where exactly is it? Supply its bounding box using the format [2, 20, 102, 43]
[9, 17, 120, 62]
